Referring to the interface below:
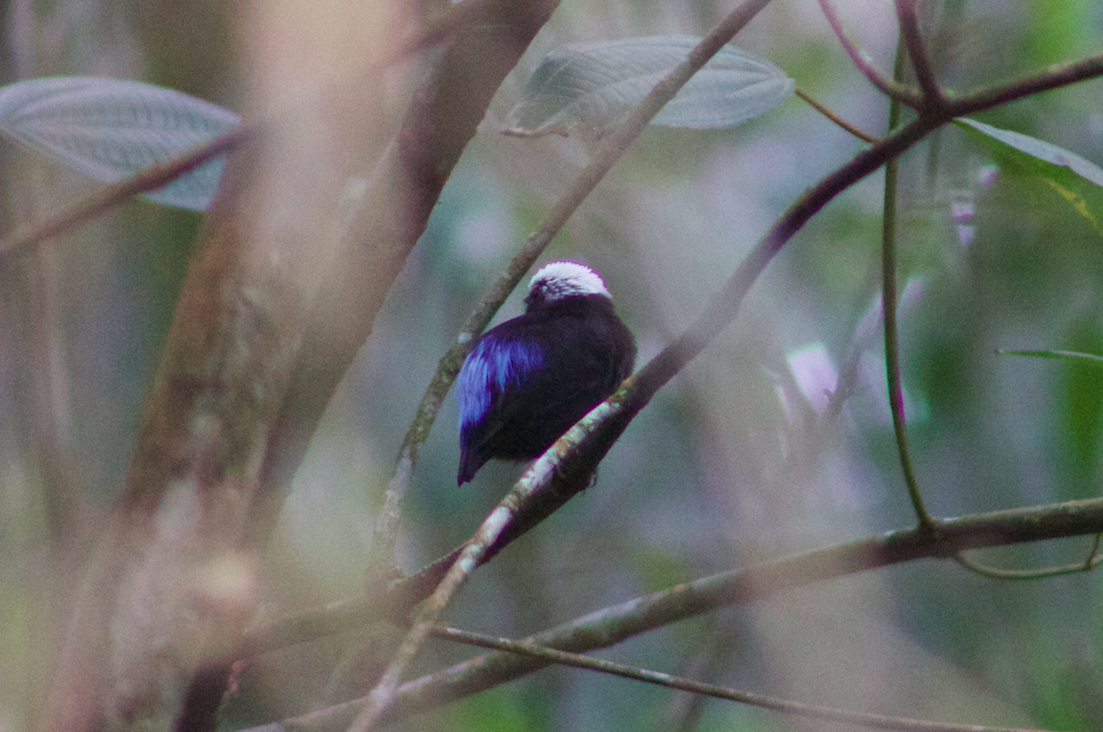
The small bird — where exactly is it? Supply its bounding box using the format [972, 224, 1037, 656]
[456, 261, 637, 485]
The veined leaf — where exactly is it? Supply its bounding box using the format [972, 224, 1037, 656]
[0, 76, 240, 211]
[955, 117, 1103, 237]
[503, 35, 794, 140]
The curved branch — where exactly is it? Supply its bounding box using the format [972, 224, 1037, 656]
[954, 533, 1103, 579]
[816, 0, 922, 107]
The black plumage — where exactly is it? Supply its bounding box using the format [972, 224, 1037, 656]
[456, 262, 636, 485]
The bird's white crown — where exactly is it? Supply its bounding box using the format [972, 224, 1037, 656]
[529, 261, 611, 302]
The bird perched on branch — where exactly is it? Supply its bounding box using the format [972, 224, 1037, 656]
[456, 261, 637, 485]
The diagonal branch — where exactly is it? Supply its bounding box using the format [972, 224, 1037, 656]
[372, 0, 787, 565]
[795, 86, 881, 143]
[348, 1, 781, 728]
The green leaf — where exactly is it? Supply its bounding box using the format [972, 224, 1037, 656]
[954, 117, 1103, 237]
[0, 76, 239, 211]
[503, 35, 794, 140]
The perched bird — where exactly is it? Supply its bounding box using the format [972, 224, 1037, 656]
[456, 261, 637, 485]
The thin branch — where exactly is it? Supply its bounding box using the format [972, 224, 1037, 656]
[954, 533, 1103, 580]
[954, 552, 1101, 580]
[795, 86, 880, 143]
[816, 0, 922, 107]
[0, 127, 252, 262]
[382, 499, 1103, 721]
[430, 625, 1047, 732]
[882, 37, 936, 529]
[821, 0, 1103, 120]
[998, 349, 1103, 366]
[894, 0, 944, 107]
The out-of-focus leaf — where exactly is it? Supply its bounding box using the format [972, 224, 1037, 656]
[502, 35, 794, 140]
[955, 117, 1103, 237]
[0, 76, 240, 211]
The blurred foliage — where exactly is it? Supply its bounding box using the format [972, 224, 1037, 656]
[1, 1, 1103, 731]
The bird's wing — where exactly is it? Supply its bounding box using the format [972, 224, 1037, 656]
[457, 334, 546, 436]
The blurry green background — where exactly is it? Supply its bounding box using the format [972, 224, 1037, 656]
[2, 1, 1103, 730]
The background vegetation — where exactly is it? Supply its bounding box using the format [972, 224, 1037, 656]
[2, 1, 1103, 731]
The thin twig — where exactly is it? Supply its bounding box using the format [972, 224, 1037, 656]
[431, 625, 1047, 732]
[881, 37, 936, 529]
[954, 552, 1101, 580]
[795, 86, 880, 143]
[954, 533, 1103, 580]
